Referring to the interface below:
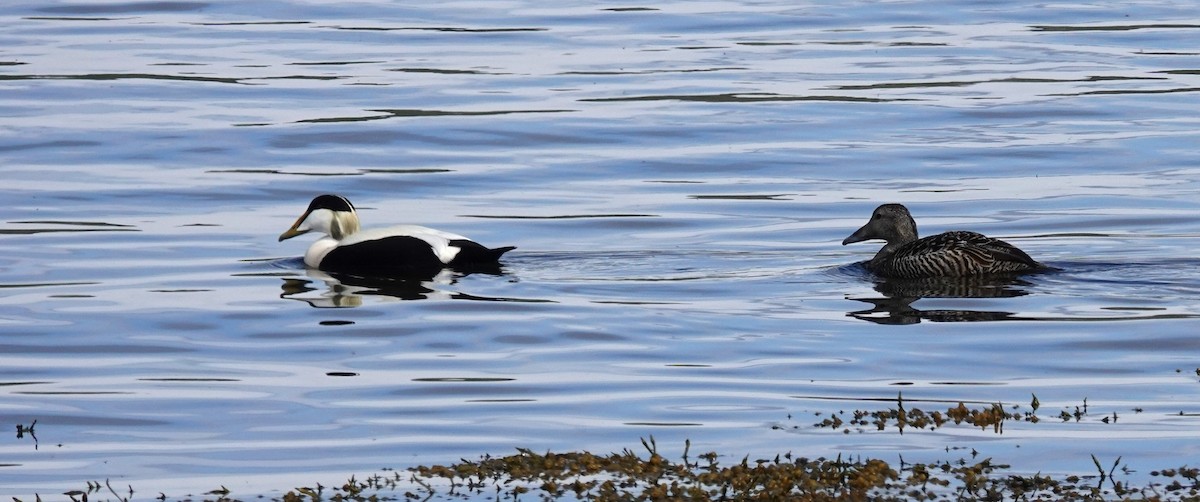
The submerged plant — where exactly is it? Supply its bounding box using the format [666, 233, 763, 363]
[38, 444, 1200, 501]
[808, 393, 1114, 434]
[391, 439, 1200, 502]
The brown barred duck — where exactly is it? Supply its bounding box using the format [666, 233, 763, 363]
[279, 194, 515, 278]
[842, 203, 1044, 278]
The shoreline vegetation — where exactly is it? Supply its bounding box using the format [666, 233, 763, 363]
[30, 395, 1200, 501]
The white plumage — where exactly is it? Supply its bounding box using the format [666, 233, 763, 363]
[279, 194, 515, 278]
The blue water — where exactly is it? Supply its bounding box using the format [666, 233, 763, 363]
[3, 1, 1200, 499]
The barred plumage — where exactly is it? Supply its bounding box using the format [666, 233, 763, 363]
[842, 204, 1044, 278]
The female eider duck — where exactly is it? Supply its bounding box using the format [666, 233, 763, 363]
[842, 203, 1044, 278]
[279, 194, 515, 278]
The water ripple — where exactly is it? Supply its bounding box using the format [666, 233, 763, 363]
[3, 0, 1200, 498]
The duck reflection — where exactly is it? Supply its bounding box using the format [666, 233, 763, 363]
[280, 270, 441, 307]
[280, 268, 528, 308]
[847, 273, 1033, 324]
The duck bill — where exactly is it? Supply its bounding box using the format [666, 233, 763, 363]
[278, 213, 310, 241]
[841, 224, 872, 245]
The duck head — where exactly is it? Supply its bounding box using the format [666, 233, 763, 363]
[842, 203, 919, 248]
[279, 194, 361, 241]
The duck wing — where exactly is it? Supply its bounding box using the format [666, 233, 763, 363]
[321, 235, 448, 278]
[339, 224, 514, 268]
[885, 231, 1041, 277]
[341, 225, 469, 264]
[957, 231, 1041, 269]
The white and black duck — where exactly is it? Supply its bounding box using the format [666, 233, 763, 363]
[842, 203, 1045, 278]
[279, 194, 515, 278]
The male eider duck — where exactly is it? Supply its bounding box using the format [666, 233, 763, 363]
[842, 203, 1044, 278]
[279, 194, 515, 278]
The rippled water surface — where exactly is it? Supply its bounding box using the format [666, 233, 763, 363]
[3, 0, 1200, 498]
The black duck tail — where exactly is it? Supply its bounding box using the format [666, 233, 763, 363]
[449, 240, 516, 264]
[484, 245, 517, 261]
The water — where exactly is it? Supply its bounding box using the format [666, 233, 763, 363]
[3, 0, 1200, 498]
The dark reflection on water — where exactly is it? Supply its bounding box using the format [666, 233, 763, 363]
[0, 140, 100, 152]
[278, 267, 546, 308]
[35, 2, 208, 15]
[848, 295, 1020, 324]
[326, 26, 548, 33]
[1030, 23, 1200, 31]
[209, 167, 452, 176]
[0, 73, 244, 84]
[845, 260, 1200, 324]
[296, 108, 575, 125]
[1, 221, 138, 243]
[843, 264, 1035, 324]
[580, 93, 905, 103]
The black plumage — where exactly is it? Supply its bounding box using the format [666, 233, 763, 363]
[279, 194, 515, 278]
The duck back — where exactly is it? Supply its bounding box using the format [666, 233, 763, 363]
[869, 231, 1043, 278]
